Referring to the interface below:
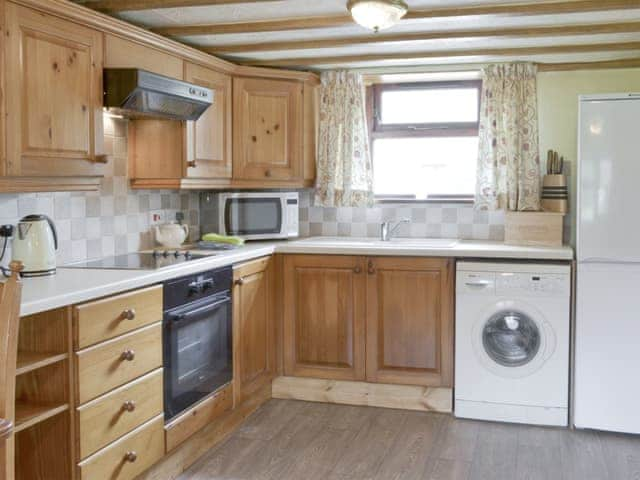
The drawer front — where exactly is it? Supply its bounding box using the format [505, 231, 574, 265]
[77, 368, 164, 459]
[76, 323, 162, 404]
[78, 415, 164, 480]
[74, 285, 163, 349]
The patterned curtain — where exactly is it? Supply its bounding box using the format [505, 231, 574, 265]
[314, 71, 374, 207]
[475, 63, 541, 211]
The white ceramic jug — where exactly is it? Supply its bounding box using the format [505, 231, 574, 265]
[154, 223, 189, 248]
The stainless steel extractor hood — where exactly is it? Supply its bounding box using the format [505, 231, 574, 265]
[103, 68, 213, 121]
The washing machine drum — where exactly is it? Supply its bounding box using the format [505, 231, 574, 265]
[482, 311, 541, 367]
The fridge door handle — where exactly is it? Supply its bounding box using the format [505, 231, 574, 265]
[581, 257, 640, 265]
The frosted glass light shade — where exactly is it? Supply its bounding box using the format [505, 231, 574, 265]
[348, 0, 408, 32]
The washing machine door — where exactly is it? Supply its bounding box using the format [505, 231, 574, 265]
[472, 300, 555, 378]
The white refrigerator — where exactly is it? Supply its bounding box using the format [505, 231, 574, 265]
[575, 94, 640, 434]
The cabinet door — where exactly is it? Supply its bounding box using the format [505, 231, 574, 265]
[233, 257, 276, 405]
[365, 257, 454, 387]
[184, 63, 232, 179]
[283, 255, 366, 381]
[233, 77, 302, 181]
[5, 4, 105, 177]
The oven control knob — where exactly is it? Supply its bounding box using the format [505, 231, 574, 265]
[174, 250, 181, 258]
[163, 250, 169, 257]
[184, 251, 192, 259]
[152, 250, 160, 258]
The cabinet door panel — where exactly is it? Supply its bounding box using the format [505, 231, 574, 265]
[233, 77, 302, 181]
[366, 257, 453, 387]
[5, 4, 104, 176]
[283, 255, 365, 380]
[233, 257, 275, 405]
[185, 63, 232, 179]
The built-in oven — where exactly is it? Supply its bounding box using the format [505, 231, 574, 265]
[162, 266, 232, 421]
[218, 192, 299, 240]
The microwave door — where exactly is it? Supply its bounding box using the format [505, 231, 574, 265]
[224, 198, 283, 238]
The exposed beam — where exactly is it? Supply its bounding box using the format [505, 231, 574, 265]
[81, 0, 280, 13]
[237, 42, 640, 67]
[152, 0, 640, 36]
[538, 57, 640, 70]
[205, 22, 640, 54]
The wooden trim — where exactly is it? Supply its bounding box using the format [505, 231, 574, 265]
[152, 0, 640, 36]
[271, 376, 453, 413]
[208, 21, 640, 54]
[0, 176, 101, 192]
[129, 177, 315, 190]
[243, 42, 640, 67]
[83, 0, 281, 13]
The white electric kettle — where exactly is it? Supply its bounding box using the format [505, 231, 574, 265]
[12, 214, 58, 277]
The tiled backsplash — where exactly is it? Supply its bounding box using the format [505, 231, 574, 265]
[0, 116, 200, 267]
[298, 191, 506, 240]
[199, 190, 507, 241]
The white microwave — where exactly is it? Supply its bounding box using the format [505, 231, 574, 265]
[218, 192, 299, 240]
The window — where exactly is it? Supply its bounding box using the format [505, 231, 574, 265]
[370, 80, 481, 202]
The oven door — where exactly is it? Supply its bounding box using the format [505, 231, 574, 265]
[221, 195, 286, 239]
[163, 292, 232, 421]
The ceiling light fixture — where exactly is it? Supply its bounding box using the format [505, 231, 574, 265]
[347, 0, 408, 33]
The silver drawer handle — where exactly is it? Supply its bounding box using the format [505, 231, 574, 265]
[121, 350, 136, 361]
[124, 451, 137, 463]
[465, 280, 492, 287]
[122, 401, 136, 412]
[121, 308, 136, 320]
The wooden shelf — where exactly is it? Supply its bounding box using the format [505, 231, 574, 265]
[14, 402, 69, 433]
[15, 351, 68, 376]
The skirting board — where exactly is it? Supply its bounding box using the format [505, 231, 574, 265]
[272, 376, 452, 413]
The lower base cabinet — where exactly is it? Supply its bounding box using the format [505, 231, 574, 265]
[233, 257, 277, 405]
[283, 254, 454, 387]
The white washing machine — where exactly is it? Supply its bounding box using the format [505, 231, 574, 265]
[455, 261, 571, 426]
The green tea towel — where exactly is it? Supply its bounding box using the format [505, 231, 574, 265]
[201, 233, 245, 246]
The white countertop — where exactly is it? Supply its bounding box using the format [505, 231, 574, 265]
[13, 237, 573, 316]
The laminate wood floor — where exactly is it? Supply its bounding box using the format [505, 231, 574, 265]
[180, 399, 640, 480]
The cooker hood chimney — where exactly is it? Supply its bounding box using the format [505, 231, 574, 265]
[103, 68, 213, 121]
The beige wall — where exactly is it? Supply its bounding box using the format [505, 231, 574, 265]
[537, 68, 640, 245]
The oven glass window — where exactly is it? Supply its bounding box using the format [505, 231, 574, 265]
[225, 198, 282, 235]
[482, 310, 540, 367]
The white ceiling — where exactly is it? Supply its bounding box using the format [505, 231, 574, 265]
[77, 0, 640, 70]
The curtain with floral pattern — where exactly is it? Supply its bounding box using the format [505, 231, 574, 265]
[314, 71, 374, 207]
[475, 63, 541, 211]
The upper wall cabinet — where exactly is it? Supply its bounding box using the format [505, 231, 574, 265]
[2, 3, 105, 190]
[233, 77, 303, 182]
[184, 62, 232, 180]
[104, 34, 183, 80]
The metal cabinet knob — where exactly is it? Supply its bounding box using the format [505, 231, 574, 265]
[265, 169, 272, 178]
[124, 451, 138, 463]
[122, 308, 136, 320]
[235, 277, 246, 286]
[122, 401, 136, 412]
[353, 266, 362, 274]
[367, 260, 375, 275]
[121, 350, 136, 361]
[187, 160, 197, 168]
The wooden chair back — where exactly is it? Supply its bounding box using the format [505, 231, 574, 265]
[0, 262, 23, 480]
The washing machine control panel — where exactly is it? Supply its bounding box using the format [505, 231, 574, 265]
[496, 273, 569, 296]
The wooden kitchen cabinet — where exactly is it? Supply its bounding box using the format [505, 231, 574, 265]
[233, 257, 276, 405]
[365, 257, 454, 387]
[184, 62, 233, 179]
[104, 33, 183, 79]
[283, 255, 366, 381]
[2, 3, 105, 189]
[233, 77, 303, 182]
[282, 254, 454, 387]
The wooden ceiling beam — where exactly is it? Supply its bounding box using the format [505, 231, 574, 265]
[80, 0, 280, 14]
[205, 22, 640, 54]
[238, 42, 640, 67]
[151, 0, 640, 36]
[538, 57, 640, 71]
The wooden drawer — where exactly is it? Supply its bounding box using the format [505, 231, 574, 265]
[78, 415, 164, 480]
[76, 323, 162, 404]
[74, 285, 163, 349]
[77, 369, 164, 459]
[165, 383, 233, 453]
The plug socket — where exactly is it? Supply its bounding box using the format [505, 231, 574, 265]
[0, 225, 14, 238]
